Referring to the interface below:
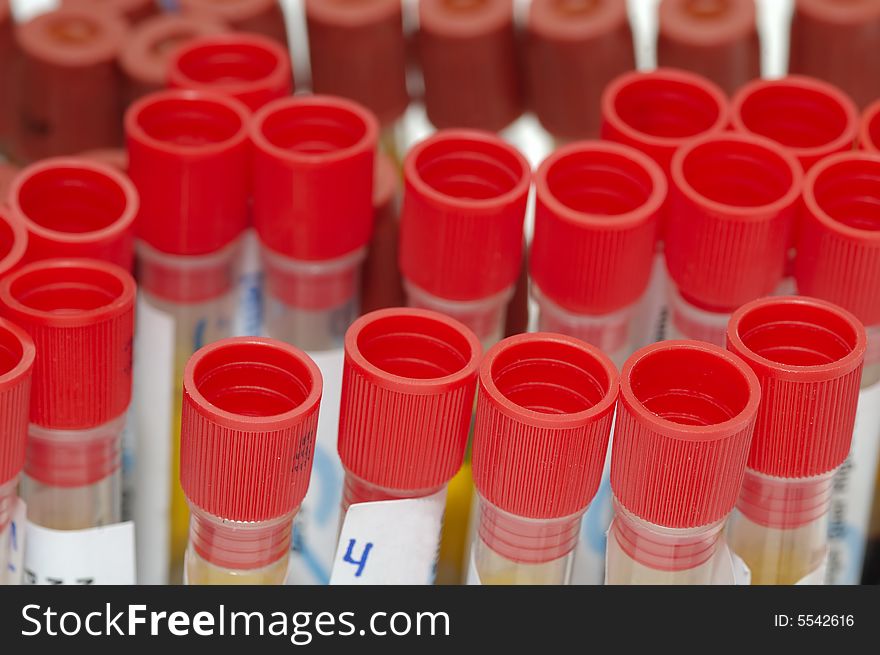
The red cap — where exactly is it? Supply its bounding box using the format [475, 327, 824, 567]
[0, 207, 27, 278]
[169, 33, 293, 112]
[611, 341, 761, 528]
[250, 95, 379, 261]
[728, 296, 865, 481]
[306, 0, 409, 127]
[531, 140, 666, 315]
[77, 148, 129, 172]
[8, 158, 137, 271]
[400, 129, 530, 301]
[795, 152, 880, 327]
[525, 0, 634, 141]
[0, 0, 13, 147]
[790, 0, 880, 109]
[657, 0, 759, 96]
[180, 337, 322, 523]
[418, 0, 523, 132]
[0, 318, 35, 485]
[62, 0, 158, 24]
[338, 308, 481, 492]
[119, 13, 227, 104]
[861, 99, 880, 152]
[0, 259, 135, 430]
[126, 89, 250, 256]
[731, 76, 859, 170]
[473, 332, 618, 519]
[600, 68, 730, 171]
[178, 0, 287, 44]
[361, 151, 404, 313]
[666, 133, 803, 312]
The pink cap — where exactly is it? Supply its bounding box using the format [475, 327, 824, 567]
[250, 95, 379, 262]
[306, 0, 409, 127]
[169, 33, 293, 112]
[531, 140, 666, 315]
[0, 208, 27, 278]
[338, 308, 481, 493]
[0, 318, 35, 485]
[657, 0, 760, 96]
[178, 0, 287, 44]
[666, 133, 803, 312]
[0, 259, 135, 430]
[418, 0, 523, 132]
[795, 152, 880, 328]
[126, 89, 250, 256]
[180, 337, 322, 526]
[8, 158, 137, 271]
[400, 129, 531, 301]
[611, 340, 761, 529]
[62, 0, 158, 24]
[861, 99, 880, 152]
[731, 76, 859, 170]
[601, 68, 730, 171]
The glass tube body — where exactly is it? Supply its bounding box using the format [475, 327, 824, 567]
[0, 476, 16, 584]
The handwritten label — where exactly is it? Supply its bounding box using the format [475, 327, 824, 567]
[6, 498, 26, 585]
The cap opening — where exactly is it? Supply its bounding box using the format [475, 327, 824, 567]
[490, 338, 611, 415]
[192, 341, 315, 418]
[356, 313, 475, 380]
[175, 41, 281, 85]
[629, 347, 752, 426]
[613, 77, 722, 140]
[8, 264, 126, 314]
[0, 324, 24, 378]
[260, 103, 369, 155]
[550, 0, 602, 15]
[811, 157, 880, 232]
[681, 138, 794, 208]
[46, 15, 102, 45]
[133, 96, 244, 147]
[680, 0, 731, 19]
[442, 0, 490, 11]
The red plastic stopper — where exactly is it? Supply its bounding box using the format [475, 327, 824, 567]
[795, 152, 880, 328]
[180, 337, 323, 523]
[306, 0, 409, 127]
[0, 259, 135, 430]
[611, 340, 761, 528]
[169, 33, 293, 112]
[62, 0, 158, 24]
[338, 308, 481, 492]
[0, 318, 35, 485]
[178, 0, 287, 45]
[600, 68, 730, 171]
[0, 207, 27, 278]
[126, 89, 251, 256]
[731, 76, 859, 170]
[531, 140, 666, 316]
[8, 157, 137, 271]
[666, 133, 803, 312]
[861, 100, 880, 152]
[418, 0, 523, 132]
[400, 129, 531, 301]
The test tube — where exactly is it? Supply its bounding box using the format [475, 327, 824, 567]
[0, 0, 13, 154]
[790, 0, 880, 109]
[177, 0, 288, 45]
[126, 89, 250, 582]
[0, 207, 27, 277]
[305, 0, 410, 161]
[665, 133, 802, 345]
[861, 100, 880, 152]
[62, 0, 158, 24]
[0, 318, 34, 584]
[726, 296, 865, 585]
[12, 7, 127, 163]
[180, 338, 322, 585]
[607, 341, 761, 585]
[7, 158, 137, 270]
[0, 259, 135, 530]
[730, 76, 860, 170]
[469, 333, 617, 585]
[794, 152, 880, 584]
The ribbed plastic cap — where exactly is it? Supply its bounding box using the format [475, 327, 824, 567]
[657, 0, 759, 96]
[531, 140, 666, 315]
[611, 340, 761, 529]
[251, 95, 379, 261]
[62, 0, 158, 24]
[400, 129, 531, 301]
[9, 157, 137, 271]
[525, 0, 634, 141]
[473, 332, 618, 519]
[861, 100, 880, 152]
[178, 0, 287, 44]
[727, 296, 865, 478]
[169, 33, 293, 112]
[306, 0, 409, 127]
[0, 207, 28, 278]
[180, 337, 323, 523]
[0, 259, 135, 430]
[0, 318, 35, 485]
[667, 133, 803, 312]
[419, 0, 523, 132]
[600, 68, 730, 171]
[338, 308, 482, 492]
[731, 76, 859, 170]
[126, 89, 251, 256]
[795, 152, 880, 327]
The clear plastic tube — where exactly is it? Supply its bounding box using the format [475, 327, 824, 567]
[666, 283, 730, 346]
[0, 477, 16, 585]
[342, 474, 444, 514]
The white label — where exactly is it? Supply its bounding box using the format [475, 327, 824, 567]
[234, 229, 263, 337]
[6, 498, 26, 585]
[329, 490, 446, 585]
[797, 552, 829, 585]
[132, 295, 175, 585]
[23, 521, 136, 585]
[287, 348, 346, 585]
